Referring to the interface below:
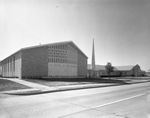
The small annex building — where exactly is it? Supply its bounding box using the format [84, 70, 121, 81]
[114, 65, 145, 77]
[0, 41, 88, 78]
[88, 64, 145, 77]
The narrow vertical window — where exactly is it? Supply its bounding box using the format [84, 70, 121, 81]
[8, 59, 9, 72]
[13, 56, 15, 71]
[10, 58, 12, 72]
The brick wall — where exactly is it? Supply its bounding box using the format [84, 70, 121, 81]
[22, 46, 48, 78]
[77, 52, 87, 77]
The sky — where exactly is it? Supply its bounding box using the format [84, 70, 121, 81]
[0, 0, 150, 71]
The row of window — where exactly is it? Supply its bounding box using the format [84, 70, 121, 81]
[48, 44, 78, 64]
[48, 53, 77, 58]
[48, 49, 76, 55]
[48, 45, 67, 50]
[2, 56, 15, 73]
[48, 52, 77, 58]
[48, 58, 77, 64]
[48, 49, 67, 53]
[48, 55, 67, 58]
[48, 52, 67, 57]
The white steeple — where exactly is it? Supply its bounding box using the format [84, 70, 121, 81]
[91, 39, 95, 70]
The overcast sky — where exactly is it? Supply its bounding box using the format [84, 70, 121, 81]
[0, 0, 150, 71]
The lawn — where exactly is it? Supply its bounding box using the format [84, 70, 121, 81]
[23, 78, 126, 87]
[0, 79, 31, 92]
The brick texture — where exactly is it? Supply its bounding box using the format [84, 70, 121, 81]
[77, 52, 87, 77]
[22, 46, 48, 78]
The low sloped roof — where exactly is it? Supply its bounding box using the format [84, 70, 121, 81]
[114, 65, 135, 71]
[1, 41, 88, 62]
[21, 41, 88, 58]
[88, 64, 106, 70]
[88, 64, 135, 71]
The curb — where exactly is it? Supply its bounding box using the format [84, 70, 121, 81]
[1, 88, 41, 95]
[4, 81, 149, 96]
[4, 83, 123, 95]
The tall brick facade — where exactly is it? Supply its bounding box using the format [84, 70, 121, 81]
[0, 41, 88, 78]
[22, 46, 48, 78]
[77, 52, 87, 77]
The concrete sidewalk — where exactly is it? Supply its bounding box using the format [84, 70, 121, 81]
[3, 83, 119, 95]
[1, 78, 120, 95]
[1, 78, 150, 95]
[4, 78, 51, 90]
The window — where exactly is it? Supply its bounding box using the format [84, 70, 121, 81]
[10, 58, 12, 72]
[8, 59, 9, 72]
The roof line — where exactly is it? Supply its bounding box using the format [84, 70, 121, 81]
[21, 40, 73, 50]
[69, 41, 88, 58]
[1, 49, 21, 62]
[1, 40, 88, 62]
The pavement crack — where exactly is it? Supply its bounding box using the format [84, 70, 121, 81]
[112, 113, 131, 118]
[56, 99, 90, 109]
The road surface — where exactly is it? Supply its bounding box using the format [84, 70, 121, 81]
[1, 82, 150, 118]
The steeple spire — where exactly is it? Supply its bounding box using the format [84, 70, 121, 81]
[92, 39, 95, 70]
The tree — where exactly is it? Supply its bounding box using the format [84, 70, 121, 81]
[105, 62, 114, 79]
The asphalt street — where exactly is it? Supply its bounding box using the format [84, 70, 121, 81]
[1, 82, 150, 118]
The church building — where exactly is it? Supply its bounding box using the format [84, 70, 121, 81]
[0, 41, 88, 78]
